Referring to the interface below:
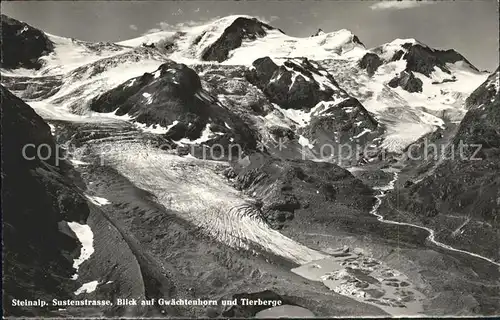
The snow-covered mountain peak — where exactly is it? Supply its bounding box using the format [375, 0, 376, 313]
[371, 38, 425, 62]
[115, 16, 365, 65]
[219, 27, 366, 65]
[0, 13, 490, 157]
[367, 36, 483, 86]
[116, 14, 280, 64]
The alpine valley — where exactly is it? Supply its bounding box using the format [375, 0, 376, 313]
[1, 14, 499, 318]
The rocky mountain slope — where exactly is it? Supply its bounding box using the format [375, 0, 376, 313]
[0, 14, 54, 69]
[1, 14, 499, 317]
[2, 85, 84, 315]
[381, 68, 500, 261]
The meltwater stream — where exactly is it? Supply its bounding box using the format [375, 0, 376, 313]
[369, 169, 500, 268]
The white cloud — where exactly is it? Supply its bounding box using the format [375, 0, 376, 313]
[143, 17, 222, 35]
[370, 0, 434, 11]
[269, 16, 280, 22]
[158, 20, 206, 30]
[143, 15, 279, 36]
[145, 28, 161, 34]
[129, 24, 138, 31]
[260, 16, 280, 23]
[172, 8, 184, 16]
[253, 15, 280, 24]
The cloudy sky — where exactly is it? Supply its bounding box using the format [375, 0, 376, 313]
[2, 0, 498, 70]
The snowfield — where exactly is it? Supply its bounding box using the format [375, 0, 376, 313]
[317, 56, 488, 153]
[117, 15, 367, 66]
[222, 28, 367, 65]
[74, 280, 99, 295]
[67, 222, 95, 280]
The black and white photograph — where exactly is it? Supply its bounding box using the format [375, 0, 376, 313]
[1, 0, 499, 318]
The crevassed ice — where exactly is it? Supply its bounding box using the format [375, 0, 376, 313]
[97, 142, 326, 265]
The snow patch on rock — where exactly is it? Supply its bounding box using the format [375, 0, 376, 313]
[85, 195, 111, 206]
[74, 280, 99, 295]
[67, 222, 95, 280]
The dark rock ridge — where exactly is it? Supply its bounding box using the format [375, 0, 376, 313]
[1, 86, 89, 316]
[308, 97, 379, 131]
[310, 28, 325, 37]
[243, 56, 382, 163]
[301, 97, 382, 164]
[453, 68, 500, 159]
[1, 14, 54, 69]
[89, 61, 258, 154]
[359, 52, 383, 76]
[373, 41, 479, 78]
[229, 153, 375, 229]
[388, 70, 423, 93]
[381, 68, 500, 261]
[402, 44, 478, 77]
[202, 17, 280, 62]
[465, 67, 499, 110]
[351, 35, 365, 47]
[194, 64, 273, 116]
[245, 56, 348, 111]
[193, 62, 382, 165]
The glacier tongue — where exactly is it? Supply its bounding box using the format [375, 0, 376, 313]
[95, 141, 326, 265]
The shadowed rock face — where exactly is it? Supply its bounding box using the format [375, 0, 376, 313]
[243, 56, 382, 164]
[202, 17, 279, 62]
[0, 15, 53, 69]
[453, 69, 500, 159]
[246, 57, 280, 87]
[388, 70, 423, 93]
[465, 67, 500, 110]
[89, 61, 259, 154]
[351, 35, 365, 48]
[359, 52, 383, 77]
[193, 64, 273, 116]
[376, 41, 479, 78]
[245, 56, 346, 111]
[1, 86, 89, 316]
[229, 153, 375, 229]
[302, 97, 382, 164]
[306, 98, 379, 137]
[310, 28, 325, 37]
[402, 44, 478, 77]
[404, 45, 447, 76]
